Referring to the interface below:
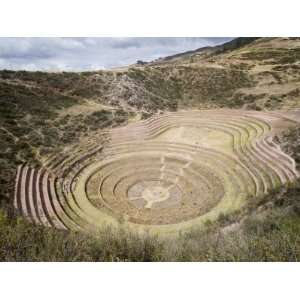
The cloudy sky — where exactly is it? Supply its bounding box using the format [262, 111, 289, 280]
[0, 37, 232, 71]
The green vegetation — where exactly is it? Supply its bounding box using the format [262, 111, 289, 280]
[280, 125, 300, 166]
[1, 178, 299, 261]
[177, 66, 253, 108]
[0, 211, 164, 261]
[0, 80, 78, 207]
[0, 75, 128, 208]
[127, 67, 180, 111]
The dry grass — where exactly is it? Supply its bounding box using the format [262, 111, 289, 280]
[1, 177, 300, 261]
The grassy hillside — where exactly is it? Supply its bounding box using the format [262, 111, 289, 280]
[0, 72, 130, 208]
[1, 37, 300, 261]
[1, 38, 299, 117]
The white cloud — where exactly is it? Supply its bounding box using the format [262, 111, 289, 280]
[0, 37, 232, 71]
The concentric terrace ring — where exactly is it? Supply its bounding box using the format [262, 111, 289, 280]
[14, 109, 299, 234]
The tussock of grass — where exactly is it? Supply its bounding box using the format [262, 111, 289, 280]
[1, 178, 299, 261]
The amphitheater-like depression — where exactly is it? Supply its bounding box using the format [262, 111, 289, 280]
[14, 110, 299, 234]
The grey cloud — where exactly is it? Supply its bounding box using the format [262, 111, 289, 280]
[0, 37, 232, 71]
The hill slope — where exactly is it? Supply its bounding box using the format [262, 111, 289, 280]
[1, 37, 300, 261]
